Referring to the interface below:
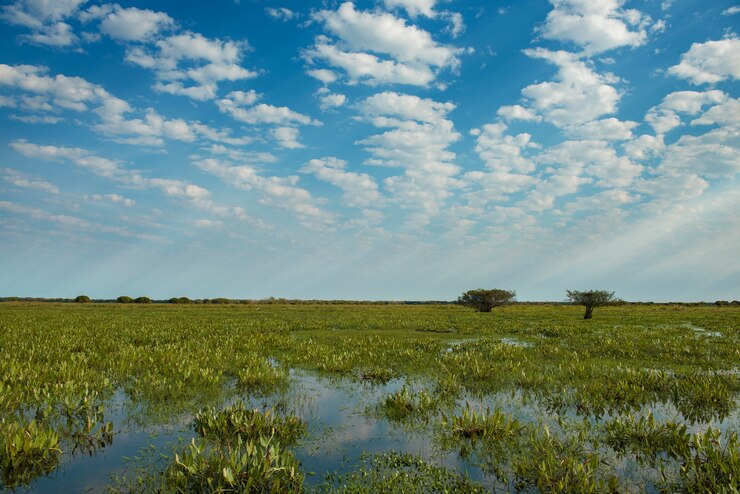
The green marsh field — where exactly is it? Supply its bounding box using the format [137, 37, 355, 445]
[0, 303, 738, 492]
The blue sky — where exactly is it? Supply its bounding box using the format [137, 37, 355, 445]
[0, 0, 738, 301]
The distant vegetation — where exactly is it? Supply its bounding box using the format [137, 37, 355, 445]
[456, 289, 516, 312]
[566, 289, 618, 319]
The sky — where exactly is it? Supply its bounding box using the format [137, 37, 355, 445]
[0, 0, 738, 301]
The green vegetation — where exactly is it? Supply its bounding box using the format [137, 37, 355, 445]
[319, 452, 487, 493]
[0, 302, 737, 491]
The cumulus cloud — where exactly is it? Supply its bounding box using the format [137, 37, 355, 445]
[82, 4, 175, 41]
[86, 193, 135, 207]
[356, 92, 461, 213]
[645, 90, 726, 134]
[306, 68, 339, 84]
[539, 0, 652, 54]
[2, 168, 59, 194]
[0, 0, 86, 47]
[302, 157, 381, 208]
[7, 140, 260, 224]
[565, 118, 638, 140]
[497, 104, 542, 122]
[303, 2, 462, 87]
[194, 157, 332, 227]
[217, 91, 319, 126]
[125, 32, 257, 100]
[520, 48, 621, 127]
[265, 7, 298, 21]
[318, 92, 346, 111]
[383, 0, 437, 18]
[667, 37, 740, 85]
[0, 64, 250, 146]
[271, 127, 304, 149]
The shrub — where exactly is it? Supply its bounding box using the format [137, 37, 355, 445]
[116, 296, 133, 304]
[74, 295, 91, 303]
[456, 289, 516, 312]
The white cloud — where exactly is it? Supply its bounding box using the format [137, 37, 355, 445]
[539, 0, 651, 54]
[1, 0, 86, 47]
[565, 117, 638, 140]
[125, 32, 257, 100]
[304, 2, 461, 87]
[356, 92, 461, 213]
[497, 104, 542, 122]
[691, 97, 740, 126]
[723, 6, 740, 16]
[658, 126, 740, 179]
[7, 140, 260, 225]
[194, 219, 223, 228]
[306, 68, 339, 84]
[84, 4, 175, 41]
[302, 157, 381, 208]
[271, 127, 304, 149]
[318, 92, 347, 110]
[624, 134, 664, 160]
[217, 91, 319, 125]
[194, 157, 332, 227]
[520, 48, 621, 127]
[645, 90, 726, 134]
[441, 12, 465, 38]
[0, 64, 250, 146]
[2, 168, 59, 194]
[471, 123, 537, 174]
[86, 193, 135, 207]
[265, 7, 297, 21]
[668, 37, 740, 85]
[383, 0, 437, 18]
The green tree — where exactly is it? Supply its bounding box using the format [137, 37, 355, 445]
[74, 295, 91, 303]
[456, 289, 516, 313]
[116, 296, 133, 304]
[134, 296, 152, 304]
[566, 290, 615, 319]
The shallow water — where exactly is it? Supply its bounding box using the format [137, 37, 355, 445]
[9, 368, 740, 493]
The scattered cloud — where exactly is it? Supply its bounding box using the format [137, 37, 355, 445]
[81, 4, 175, 42]
[2, 168, 59, 194]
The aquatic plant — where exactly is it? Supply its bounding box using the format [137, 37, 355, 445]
[318, 451, 487, 493]
[194, 404, 306, 447]
[0, 419, 61, 488]
[381, 386, 437, 421]
[441, 403, 523, 443]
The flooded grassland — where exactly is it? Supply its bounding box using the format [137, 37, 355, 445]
[0, 303, 738, 492]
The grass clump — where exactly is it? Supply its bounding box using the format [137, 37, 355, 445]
[514, 426, 619, 494]
[318, 451, 487, 493]
[381, 386, 438, 421]
[159, 437, 303, 493]
[666, 429, 739, 493]
[604, 411, 689, 465]
[441, 403, 523, 443]
[194, 403, 306, 447]
[0, 419, 61, 489]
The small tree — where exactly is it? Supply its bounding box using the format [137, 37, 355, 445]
[74, 295, 91, 303]
[566, 290, 615, 319]
[134, 296, 152, 304]
[116, 296, 133, 304]
[457, 288, 516, 312]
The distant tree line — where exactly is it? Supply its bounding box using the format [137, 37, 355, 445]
[1, 296, 738, 308]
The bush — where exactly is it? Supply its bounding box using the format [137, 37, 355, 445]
[134, 297, 152, 304]
[74, 295, 91, 303]
[116, 296, 133, 304]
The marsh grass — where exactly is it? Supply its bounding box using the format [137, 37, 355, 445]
[0, 303, 738, 490]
